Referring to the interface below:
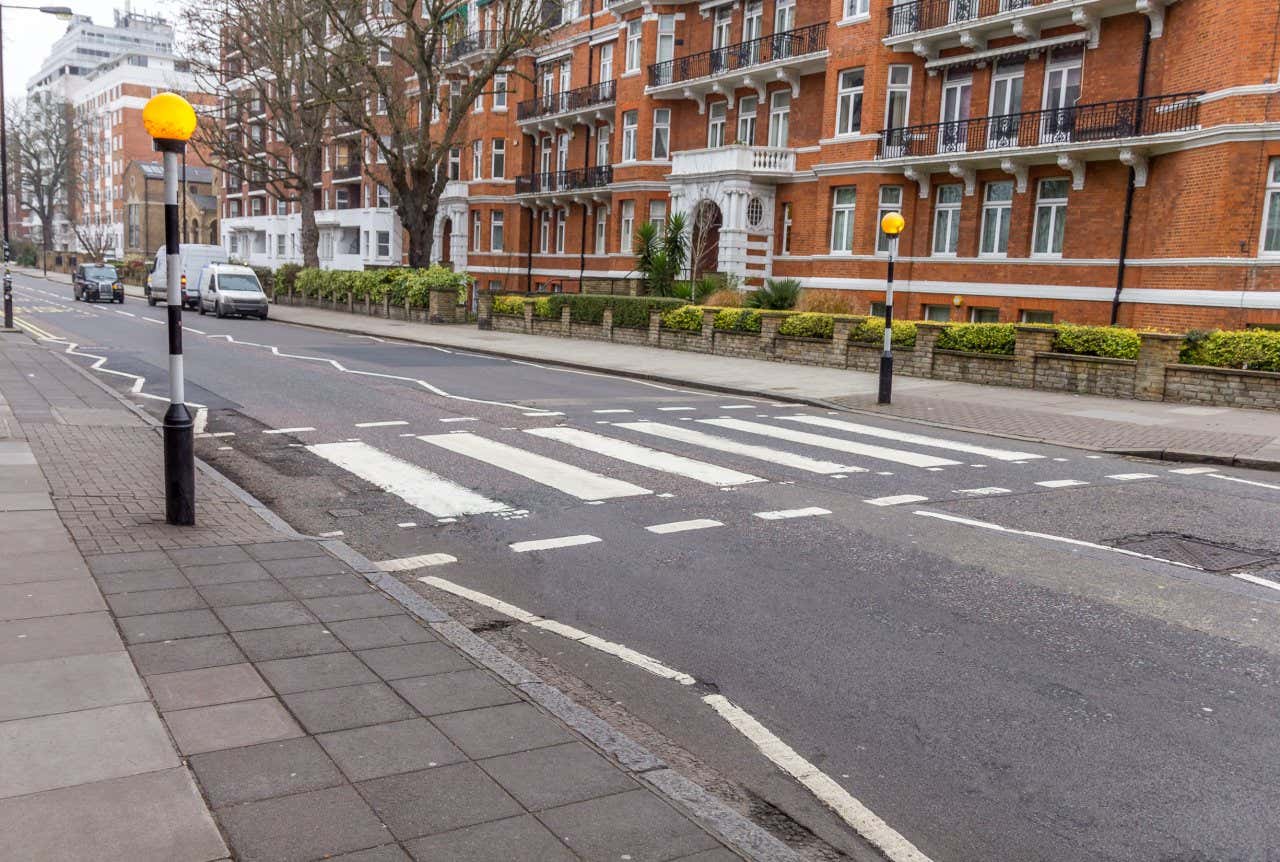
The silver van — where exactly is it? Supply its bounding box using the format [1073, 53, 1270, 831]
[146, 244, 229, 308]
[197, 264, 269, 319]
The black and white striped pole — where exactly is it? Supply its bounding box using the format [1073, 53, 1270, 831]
[878, 211, 905, 406]
[144, 92, 198, 525]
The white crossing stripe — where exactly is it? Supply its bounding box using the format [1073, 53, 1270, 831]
[264, 426, 316, 435]
[657, 406, 697, 412]
[864, 495, 929, 507]
[719, 404, 757, 410]
[592, 409, 634, 414]
[779, 415, 1044, 462]
[1035, 479, 1088, 488]
[953, 487, 1011, 496]
[523, 411, 564, 417]
[616, 421, 862, 475]
[1209, 474, 1280, 491]
[355, 420, 409, 428]
[525, 426, 764, 487]
[308, 441, 510, 517]
[1107, 473, 1157, 481]
[419, 432, 650, 501]
[377, 553, 457, 571]
[510, 534, 601, 553]
[754, 507, 831, 520]
[1231, 572, 1280, 592]
[700, 418, 960, 468]
[439, 417, 477, 423]
[1170, 466, 1219, 474]
[645, 519, 723, 534]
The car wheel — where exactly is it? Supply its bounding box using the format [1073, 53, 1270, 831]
[215, 300, 226, 319]
[147, 293, 156, 307]
[118, 296, 124, 304]
[73, 289, 81, 301]
[198, 301, 206, 315]
[259, 311, 269, 320]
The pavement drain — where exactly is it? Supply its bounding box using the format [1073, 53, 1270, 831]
[1112, 533, 1276, 572]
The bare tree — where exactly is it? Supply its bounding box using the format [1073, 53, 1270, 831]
[182, 0, 333, 268]
[312, 0, 558, 266]
[66, 110, 117, 261]
[11, 93, 74, 267]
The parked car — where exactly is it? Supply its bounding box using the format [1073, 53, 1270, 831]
[145, 244, 228, 309]
[72, 263, 124, 303]
[197, 264, 269, 319]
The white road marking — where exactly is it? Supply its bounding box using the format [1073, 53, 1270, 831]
[208, 431, 235, 438]
[953, 487, 1011, 496]
[1209, 474, 1280, 491]
[185, 325, 206, 335]
[657, 406, 697, 412]
[523, 411, 564, 417]
[864, 495, 929, 507]
[355, 420, 410, 428]
[141, 317, 164, 325]
[397, 522, 417, 528]
[376, 553, 457, 571]
[592, 409, 634, 414]
[1231, 572, 1280, 592]
[318, 530, 344, 538]
[439, 417, 477, 423]
[113, 309, 135, 317]
[192, 407, 209, 435]
[1107, 473, 1157, 481]
[307, 440, 510, 517]
[509, 534, 601, 553]
[703, 695, 933, 862]
[719, 404, 756, 410]
[419, 432, 651, 501]
[645, 518, 723, 534]
[780, 415, 1043, 462]
[754, 507, 831, 520]
[1086, 455, 1103, 459]
[913, 510, 1202, 570]
[419, 575, 696, 684]
[1035, 479, 1088, 488]
[701, 418, 960, 468]
[264, 427, 316, 435]
[525, 426, 765, 487]
[617, 421, 861, 475]
[1170, 466, 1219, 475]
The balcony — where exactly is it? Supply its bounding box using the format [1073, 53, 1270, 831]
[331, 161, 362, 181]
[668, 145, 795, 180]
[515, 165, 612, 203]
[441, 29, 503, 67]
[647, 23, 827, 104]
[516, 80, 616, 131]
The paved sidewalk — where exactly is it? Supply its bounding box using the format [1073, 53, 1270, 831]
[0, 329, 777, 861]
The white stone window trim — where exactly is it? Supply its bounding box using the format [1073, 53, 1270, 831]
[1031, 177, 1070, 259]
[1260, 157, 1280, 258]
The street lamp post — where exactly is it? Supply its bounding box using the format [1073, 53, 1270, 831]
[878, 212, 905, 405]
[142, 92, 198, 525]
[0, 4, 73, 331]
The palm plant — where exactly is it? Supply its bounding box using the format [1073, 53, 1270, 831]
[634, 213, 689, 296]
[744, 278, 802, 310]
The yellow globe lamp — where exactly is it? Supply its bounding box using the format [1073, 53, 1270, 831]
[143, 92, 197, 144]
[880, 211, 905, 237]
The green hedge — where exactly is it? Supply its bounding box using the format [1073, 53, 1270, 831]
[937, 323, 1017, 355]
[492, 295, 525, 315]
[849, 317, 917, 348]
[714, 308, 762, 333]
[662, 305, 704, 332]
[778, 312, 835, 340]
[1181, 330, 1280, 372]
[1052, 325, 1140, 360]
[291, 266, 469, 306]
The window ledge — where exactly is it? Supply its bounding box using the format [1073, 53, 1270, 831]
[835, 13, 870, 28]
[621, 69, 641, 79]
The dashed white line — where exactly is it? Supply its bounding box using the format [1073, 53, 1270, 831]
[141, 316, 164, 325]
[719, 404, 756, 410]
[318, 530, 345, 538]
[509, 534, 601, 553]
[592, 409, 634, 414]
[1035, 479, 1088, 488]
[1208, 474, 1280, 491]
[1231, 572, 1280, 592]
[263, 427, 316, 435]
[439, 417, 478, 423]
[1169, 466, 1219, 475]
[953, 487, 1011, 497]
[355, 420, 410, 428]
[864, 495, 929, 507]
[113, 309, 135, 317]
[657, 406, 698, 412]
[1107, 473, 1157, 481]
[645, 518, 723, 534]
[397, 522, 417, 528]
[754, 507, 831, 521]
[523, 411, 564, 417]
[376, 553, 457, 571]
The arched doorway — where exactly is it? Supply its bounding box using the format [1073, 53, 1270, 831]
[440, 218, 453, 265]
[690, 200, 721, 280]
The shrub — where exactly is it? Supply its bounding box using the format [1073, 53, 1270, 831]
[532, 297, 556, 318]
[849, 317, 917, 348]
[778, 312, 835, 340]
[1052, 324, 1140, 360]
[294, 268, 325, 298]
[662, 305, 705, 332]
[937, 323, 1017, 355]
[713, 307, 761, 333]
[744, 278, 801, 310]
[406, 265, 469, 308]
[274, 263, 303, 296]
[251, 266, 275, 295]
[535, 294, 687, 328]
[492, 295, 525, 315]
[795, 289, 864, 315]
[1180, 329, 1280, 372]
[705, 288, 745, 308]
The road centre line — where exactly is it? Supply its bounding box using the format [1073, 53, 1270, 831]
[376, 553, 457, 571]
[509, 534, 601, 553]
[1208, 474, 1280, 491]
[754, 507, 832, 520]
[525, 426, 765, 487]
[865, 495, 929, 507]
[780, 415, 1044, 462]
[912, 510, 1202, 570]
[645, 519, 723, 534]
[700, 417, 961, 468]
[355, 420, 410, 428]
[1035, 479, 1088, 488]
[658, 406, 698, 412]
[263, 427, 316, 435]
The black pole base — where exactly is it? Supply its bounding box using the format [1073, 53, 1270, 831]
[163, 402, 196, 526]
[877, 353, 894, 405]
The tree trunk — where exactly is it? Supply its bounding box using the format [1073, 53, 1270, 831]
[298, 179, 320, 269]
[398, 190, 435, 268]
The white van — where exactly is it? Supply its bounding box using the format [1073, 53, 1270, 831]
[146, 244, 229, 308]
[197, 264, 269, 319]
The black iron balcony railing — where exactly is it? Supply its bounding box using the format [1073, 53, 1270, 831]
[331, 161, 362, 180]
[886, 0, 1054, 37]
[648, 22, 827, 88]
[517, 79, 616, 122]
[516, 164, 613, 195]
[876, 92, 1202, 159]
[247, 180, 268, 192]
[442, 29, 504, 63]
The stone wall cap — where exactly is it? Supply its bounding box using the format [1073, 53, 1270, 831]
[1138, 331, 1187, 342]
[1014, 323, 1058, 332]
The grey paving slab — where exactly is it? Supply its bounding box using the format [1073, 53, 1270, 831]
[1, 527, 79, 556]
[128, 634, 247, 675]
[0, 701, 178, 798]
[95, 567, 188, 595]
[357, 642, 475, 681]
[283, 681, 418, 734]
[432, 703, 576, 760]
[0, 579, 105, 620]
[213, 600, 317, 632]
[106, 586, 207, 617]
[675, 850, 746, 862]
[318, 717, 466, 781]
[0, 491, 53, 510]
[147, 663, 274, 712]
[282, 572, 372, 599]
[303, 592, 403, 622]
[328, 615, 438, 651]
[357, 763, 523, 841]
[403, 815, 578, 862]
[87, 550, 176, 575]
[196, 579, 292, 607]
[188, 737, 345, 808]
[537, 789, 721, 862]
[0, 651, 146, 722]
[391, 670, 520, 717]
[231, 623, 345, 661]
[0, 767, 228, 862]
[0, 510, 59, 533]
[180, 560, 272, 586]
[256, 651, 379, 693]
[164, 697, 304, 755]
[243, 540, 321, 561]
[168, 545, 253, 567]
[479, 742, 638, 812]
[120, 609, 226, 644]
[329, 845, 412, 862]
[3, 549, 89, 583]
[261, 554, 350, 578]
[0, 612, 122, 665]
[216, 784, 390, 862]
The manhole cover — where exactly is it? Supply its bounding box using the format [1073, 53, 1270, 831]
[327, 508, 362, 518]
[1112, 533, 1275, 572]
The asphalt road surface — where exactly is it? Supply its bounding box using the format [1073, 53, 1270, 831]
[12, 271, 1280, 862]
